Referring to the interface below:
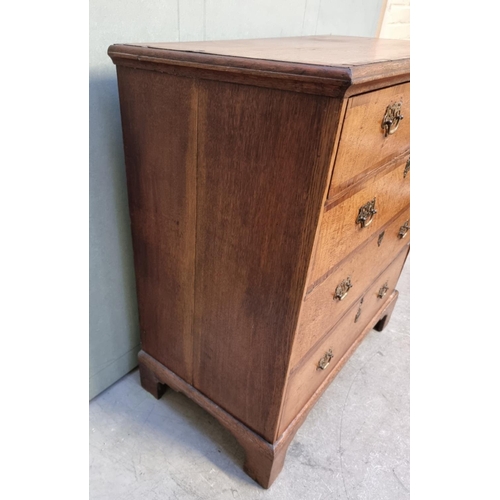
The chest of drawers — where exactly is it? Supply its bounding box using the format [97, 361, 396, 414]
[109, 35, 410, 488]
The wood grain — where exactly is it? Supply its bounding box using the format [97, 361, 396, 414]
[129, 36, 410, 68]
[116, 67, 197, 383]
[194, 81, 342, 442]
[328, 83, 410, 198]
[325, 150, 410, 211]
[110, 36, 410, 487]
[279, 247, 408, 433]
[276, 289, 400, 438]
[139, 360, 168, 400]
[108, 36, 409, 98]
[291, 208, 410, 367]
[138, 350, 289, 489]
[309, 155, 410, 287]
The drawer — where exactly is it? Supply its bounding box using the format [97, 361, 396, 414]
[291, 208, 410, 367]
[280, 247, 409, 433]
[328, 82, 410, 198]
[309, 154, 410, 287]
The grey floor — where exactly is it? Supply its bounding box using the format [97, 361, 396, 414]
[90, 259, 409, 500]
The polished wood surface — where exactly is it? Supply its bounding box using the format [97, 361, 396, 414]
[277, 290, 399, 438]
[193, 82, 342, 442]
[306, 205, 410, 295]
[108, 36, 409, 97]
[328, 83, 410, 197]
[138, 350, 293, 488]
[117, 66, 197, 383]
[309, 155, 410, 287]
[111, 35, 410, 489]
[292, 209, 410, 367]
[130, 36, 410, 68]
[281, 247, 408, 432]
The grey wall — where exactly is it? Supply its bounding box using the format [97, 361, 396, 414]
[89, 0, 384, 399]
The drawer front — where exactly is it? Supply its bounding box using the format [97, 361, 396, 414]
[328, 82, 410, 198]
[309, 155, 410, 287]
[280, 247, 409, 433]
[291, 208, 410, 367]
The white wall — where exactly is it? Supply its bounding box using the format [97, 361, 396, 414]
[89, 0, 385, 399]
[379, 0, 410, 39]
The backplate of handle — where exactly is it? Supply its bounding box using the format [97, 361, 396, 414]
[382, 102, 404, 137]
[334, 276, 352, 301]
[398, 220, 410, 239]
[403, 157, 410, 178]
[377, 281, 389, 299]
[356, 198, 377, 228]
[354, 307, 362, 323]
[318, 349, 334, 370]
[354, 297, 364, 323]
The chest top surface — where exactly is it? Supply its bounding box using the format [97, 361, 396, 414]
[109, 36, 410, 93]
[122, 36, 409, 68]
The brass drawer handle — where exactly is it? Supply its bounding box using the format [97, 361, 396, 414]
[378, 281, 389, 299]
[404, 157, 410, 178]
[334, 276, 352, 301]
[398, 220, 410, 239]
[356, 198, 377, 228]
[382, 102, 404, 137]
[318, 349, 334, 370]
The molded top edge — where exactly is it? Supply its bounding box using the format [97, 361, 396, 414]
[108, 35, 409, 90]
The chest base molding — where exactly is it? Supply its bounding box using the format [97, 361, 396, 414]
[138, 290, 399, 488]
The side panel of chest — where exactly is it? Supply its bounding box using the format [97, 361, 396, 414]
[116, 66, 198, 383]
[194, 81, 342, 441]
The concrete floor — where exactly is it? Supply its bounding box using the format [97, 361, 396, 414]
[90, 259, 409, 500]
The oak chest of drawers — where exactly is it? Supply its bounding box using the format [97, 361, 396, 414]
[109, 35, 410, 488]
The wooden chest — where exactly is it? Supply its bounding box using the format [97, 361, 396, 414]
[108, 35, 410, 488]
